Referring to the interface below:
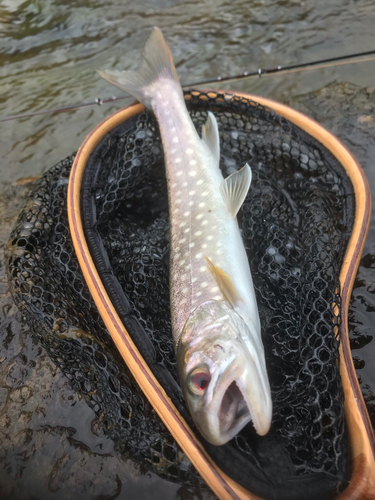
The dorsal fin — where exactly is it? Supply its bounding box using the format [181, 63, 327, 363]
[202, 111, 220, 165]
[220, 163, 252, 218]
[205, 256, 242, 307]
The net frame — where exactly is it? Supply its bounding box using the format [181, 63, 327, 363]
[5, 89, 374, 496]
[67, 90, 374, 498]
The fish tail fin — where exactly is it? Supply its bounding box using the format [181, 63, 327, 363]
[97, 27, 182, 109]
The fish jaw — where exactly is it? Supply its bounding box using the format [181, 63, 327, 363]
[209, 354, 272, 442]
[177, 301, 272, 446]
[199, 355, 271, 445]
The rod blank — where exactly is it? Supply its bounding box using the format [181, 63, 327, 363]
[1, 49, 375, 123]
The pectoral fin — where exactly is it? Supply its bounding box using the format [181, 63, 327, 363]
[202, 111, 220, 165]
[220, 163, 252, 218]
[205, 256, 242, 307]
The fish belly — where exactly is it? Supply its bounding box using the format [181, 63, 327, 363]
[151, 86, 259, 347]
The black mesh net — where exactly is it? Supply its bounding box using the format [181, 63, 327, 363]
[6, 90, 355, 500]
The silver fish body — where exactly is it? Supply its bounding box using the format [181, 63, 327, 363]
[98, 27, 272, 445]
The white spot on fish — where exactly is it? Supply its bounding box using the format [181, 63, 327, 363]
[199, 202, 205, 208]
[202, 220, 208, 226]
[176, 171, 182, 177]
[199, 266, 206, 272]
[180, 259, 186, 265]
[189, 201, 194, 206]
[201, 244, 207, 249]
[195, 253, 203, 260]
[180, 238, 187, 244]
[213, 295, 221, 300]
[189, 171, 197, 177]
[182, 287, 189, 294]
[194, 231, 202, 236]
[175, 158, 182, 163]
[173, 137, 178, 143]
[200, 281, 208, 288]
[184, 211, 190, 217]
[186, 148, 193, 154]
[190, 160, 197, 166]
[192, 277, 198, 283]
[207, 235, 213, 240]
[184, 228, 190, 233]
[196, 214, 203, 220]
[179, 222, 186, 228]
[196, 291, 202, 297]
[189, 190, 196, 196]
[197, 179, 204, 185]
[211, 286, 219, 293]
[202, 191, 208, 196]
[183, 182, 188, 187]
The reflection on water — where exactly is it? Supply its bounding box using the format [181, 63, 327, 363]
[1, 0, 375, 498]
[1, 0, 375, 184]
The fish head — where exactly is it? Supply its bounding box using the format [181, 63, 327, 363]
[177, 300, 272, 446]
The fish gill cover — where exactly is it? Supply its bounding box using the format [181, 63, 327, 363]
[5, 90, 354, 500]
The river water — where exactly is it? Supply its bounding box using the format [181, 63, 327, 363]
[1, 1, 374, 498]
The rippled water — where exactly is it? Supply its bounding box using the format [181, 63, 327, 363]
[1, 0, 374, 498]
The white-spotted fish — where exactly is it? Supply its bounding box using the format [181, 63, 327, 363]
[98, 27, 272, 446]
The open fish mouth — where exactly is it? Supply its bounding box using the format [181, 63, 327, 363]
[201, 348, 272, 444]
[219, 380, 251, 434]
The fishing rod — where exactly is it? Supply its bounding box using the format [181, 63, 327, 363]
[1, 49, 375, 123]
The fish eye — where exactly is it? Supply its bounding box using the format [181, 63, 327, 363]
[188, 367, 211, 395]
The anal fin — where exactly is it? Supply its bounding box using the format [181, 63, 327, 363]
[205, 256, 242, 307]
[202, 111, 220, 165]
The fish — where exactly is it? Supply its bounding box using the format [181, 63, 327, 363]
[98, 27, 272, 446]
